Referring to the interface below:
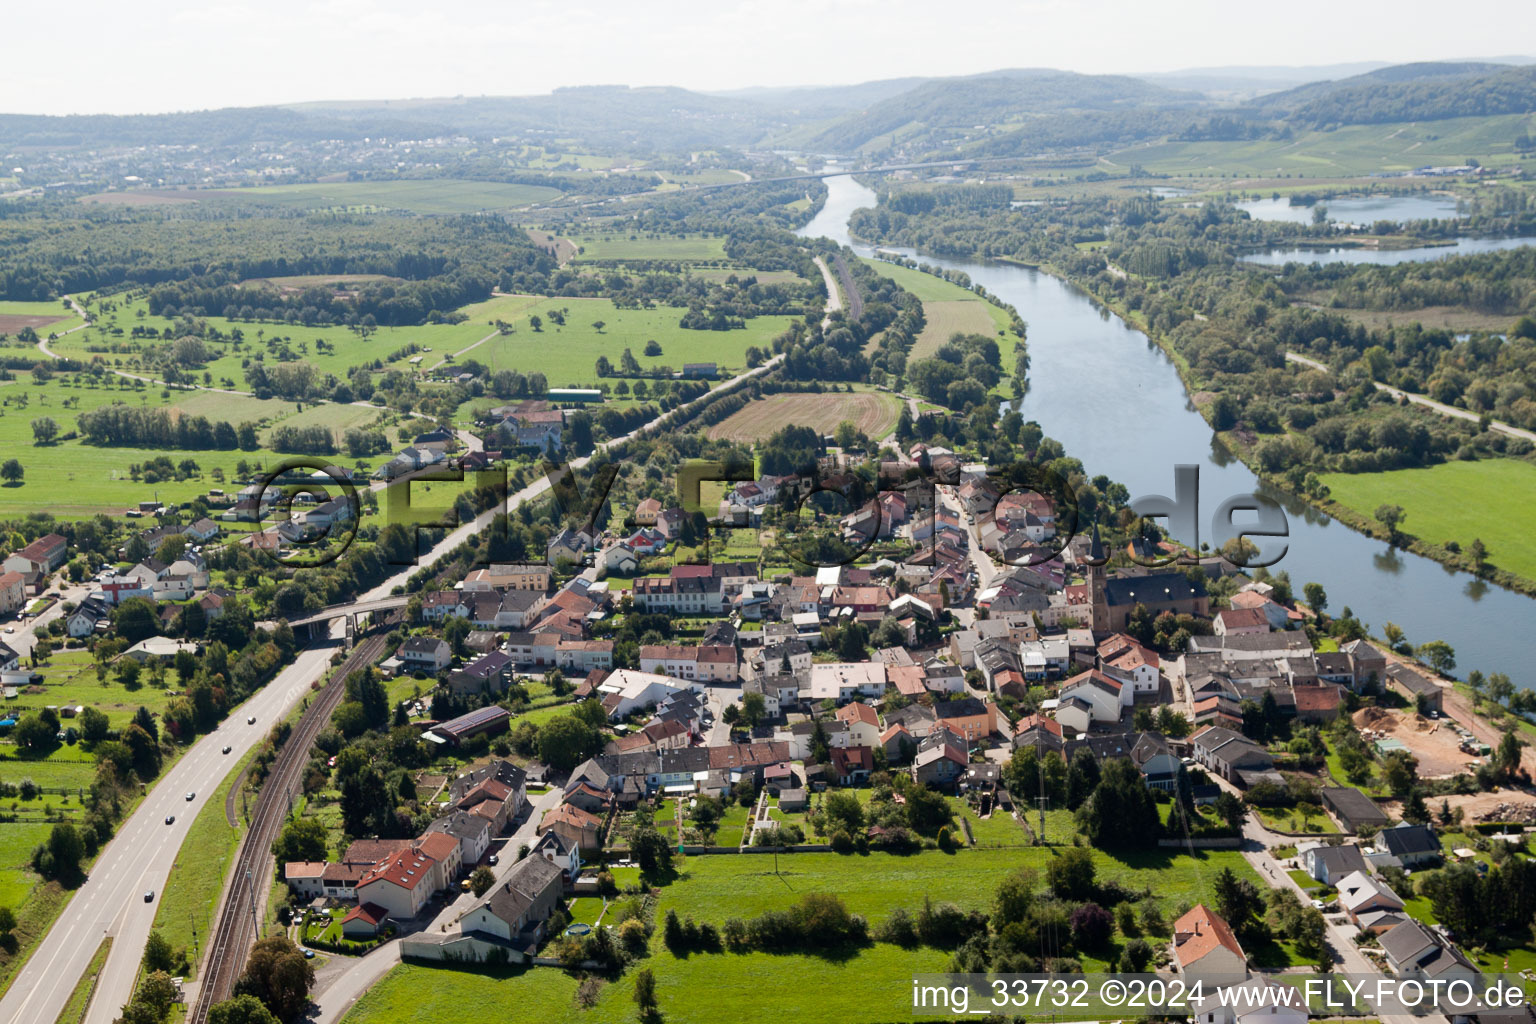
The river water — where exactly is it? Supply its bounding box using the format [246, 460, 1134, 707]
[799, 174, 1534, 687]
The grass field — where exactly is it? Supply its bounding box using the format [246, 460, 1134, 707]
[1319, 459, 1536, 582]
[570, 234, 728, 262]
[209, 180, 562, 214]
[343, 845, 1263, 1024]
[706, 389, 902, 442]
[476, 298, 791, 385]
[857, 257, 1021, 373]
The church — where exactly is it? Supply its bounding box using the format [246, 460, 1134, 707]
[1085, 524, 1210, 633]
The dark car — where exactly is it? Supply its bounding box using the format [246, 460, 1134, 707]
[487, 853, 499, 866]
[164, 814, 175, 825]
[247, 715, 256, 724]
[144, 890, 154, 903]
[222, 745, 231, 754]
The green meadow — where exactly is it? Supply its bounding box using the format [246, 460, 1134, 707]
[570, 233, 730, 262]
[343, 845, 1263, 1024]
[1319, 458, 1536, 582]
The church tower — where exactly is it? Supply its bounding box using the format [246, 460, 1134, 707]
[1087, 521, 1110, 634]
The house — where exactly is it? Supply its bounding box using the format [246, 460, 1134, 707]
[427, 811, 493, 866]
[412, 831, 464, 892]
[530, 829, 581, 882]
[341, 902, 390, 939]
[933, 696, 1000, 742]
[804, 662, 886, 704]
[462, 564, 552, 593]
[1190, 726, 1273, 785]
[66, 595, 112, 637]
[1214, 607, 1270, 637]
[458, 855, 565, 945]
[0, 572, 23, 615]
[283, 861, 327, 900]
[1172, 905, 1247, 982]
[1057, 671, 1128, 728]
[451, 759, 527, 832]
[833, 702, 881, 747]
[829, 744, 874, 786]
[1340, 639, 1387, 690]
[594, 668, 699, 720]
[448, 651, 514, 696]
[2, 533, 66, 577]
[1130, 732, 1183, 792]
[1375, 822, 1442, 868]
[398, 636, 452, 674]
[1300, 843, 1369, 886]
[912, 740, 967, 789]
[356, 848, 440, 919]
[634, 497, 662, 526]
[547, 528, 591, 565]
[122, 637, 199, 662]
[1378, 918, 1478, 984]
[538, 803, 604, 852]
[1335, 869, 1405, 925]
[1320, 787, 1390, 834]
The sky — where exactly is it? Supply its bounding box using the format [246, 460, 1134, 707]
[3, 0, 1534, 116]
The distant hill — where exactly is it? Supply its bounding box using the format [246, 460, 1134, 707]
[805, 70, 1199, 152]
[1249, 61, 1536, 125]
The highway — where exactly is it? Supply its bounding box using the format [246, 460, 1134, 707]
[0, 633, 344, 1024]
[0, 345, 790, 1024]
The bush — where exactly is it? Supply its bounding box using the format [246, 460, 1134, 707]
[1070, 902, 1113, 952]
[617, 918, 649, 956]
[830, 829, 853, 853]
[874, 906, 918, 947]
[1122, 937, 1154, 972]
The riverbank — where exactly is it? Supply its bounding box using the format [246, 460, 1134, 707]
[1033, 258, 1536, 602]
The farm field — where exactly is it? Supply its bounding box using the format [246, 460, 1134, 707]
[1109, 114, 1533, 178]
[0, 300, 83, 337]
[475, 298, 791, 385]
[1304, 304, 1519, 333]
[207, 179, 563, 214]
[343, 846, 1263, 1024]
[706, 389, 902, 442]
[1319, 458, 1536, 583]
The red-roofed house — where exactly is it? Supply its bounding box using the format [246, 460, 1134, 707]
[829, 745, 874, 786]
[538, 804, 604, 852]
[833, 702, 881, 746]
[1172, 905, 1247, 981]
[412, 831, 464, 892]
[356, 849, 438, 919]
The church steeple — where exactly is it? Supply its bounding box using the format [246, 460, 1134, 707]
[1087, 520, 1109, 634]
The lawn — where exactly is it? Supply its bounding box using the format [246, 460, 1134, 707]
[212, 180, 562, 214]
[1319, 459, 1536, 583]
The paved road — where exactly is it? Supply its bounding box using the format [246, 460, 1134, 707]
[937, 484, 998, 594]
[309, 787, 565, 1024]
[811, 256, 842, 330]
[1286, 351, 1536, 444]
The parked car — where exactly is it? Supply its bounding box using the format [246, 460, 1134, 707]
[301, 948, 315, 959]
[487, 853, 499, 866]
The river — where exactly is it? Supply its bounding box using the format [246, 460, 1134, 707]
[800, 174, 1533, 687]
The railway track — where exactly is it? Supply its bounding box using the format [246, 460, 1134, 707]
[187, 620, 396, 1024]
